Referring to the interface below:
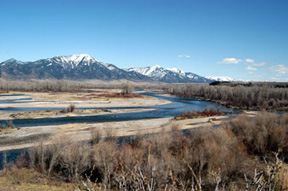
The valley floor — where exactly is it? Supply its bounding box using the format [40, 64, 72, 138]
[0, 90, 230, 151]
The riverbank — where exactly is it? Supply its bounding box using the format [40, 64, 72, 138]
[0, 90, 171, 108]
[167, 84, 288, 111]
[0, 115, 230, 152]
[0, 108, 156, 120]
[0, 90, 235, 151]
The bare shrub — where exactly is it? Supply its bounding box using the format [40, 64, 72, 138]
[6, 120, 15, 128]
[103, 127, 117, 142]
[91, 132, 184, 190]
[127, 131, 146, 148]
[244, 152, 285, 191]
[61, 142, 92, 182]
[121, 82, 134, 95]
[90, 127, 103, 145]
[28, 141, 46, 172]
[60, 104, 76, 113]
[170, 122, 180, 132]
[93, 141, 118, 187]
[13, 112, 288, 190]
[68, 104, 76, 112]
[85, 126, 249, 190]
[28, 134, 93, 182]
[181, 127, 248, 190]
[0, 120, 16, 129]
[276, 163, 288, 190]
[227, 112, 288, 156]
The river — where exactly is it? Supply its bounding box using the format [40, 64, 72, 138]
[0, 91, 237, 169]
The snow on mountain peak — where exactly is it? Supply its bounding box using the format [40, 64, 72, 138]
[205, 76, 235, 82]
[127, 65, 166, 78]
[127, 65, 212, 83]
[51, 54, 100, 68]
[153, 65, 161, 68]
[45, 54, 121, 71]
[129, 65, 191, 79]
[166, 68, 185, 75]
[101, 63, 117, 71]
[55, 54, 97, 63]
[146, 65, 162, 75]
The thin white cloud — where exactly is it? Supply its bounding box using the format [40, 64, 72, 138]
[219, 58, 268, 67]
[252, 62, 267, 67]
[218, 58, 242, 64]
[269, 65, 288, 74]
[178, 55, 191, 58]
[244, 58, 254, 63]
[246, 66, 257, 71]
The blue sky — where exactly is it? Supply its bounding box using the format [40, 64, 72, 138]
[0, 0, 287, 81]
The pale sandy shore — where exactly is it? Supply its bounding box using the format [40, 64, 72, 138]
[0, 91, 171, 108]
[0, 115, 229, 152]
[0, 108, 155, 120]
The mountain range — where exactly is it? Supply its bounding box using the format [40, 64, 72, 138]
[127, 65, 211, 83]
[0, 54, 234, 83]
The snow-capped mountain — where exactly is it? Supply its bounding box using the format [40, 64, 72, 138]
[127, 65, 212, 83]
[128, 65, 169, 79]
[0, 54, 227, 83]
[166, 68, 186, 76]
[50, 54, 99, 69]
[205, 76, 235, 82]
[0, 54, 151, 81]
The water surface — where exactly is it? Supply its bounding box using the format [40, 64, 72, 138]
[0, 91, 237, 169]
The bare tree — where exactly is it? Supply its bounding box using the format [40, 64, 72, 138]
[122, 82, 134, 95]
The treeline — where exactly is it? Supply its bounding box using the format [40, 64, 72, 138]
[167, 84, 288, 111]
[0, 79, 89, 92]
[0, 78, 167, 93]
[210, 81, 288, 88]
[5, 112, 288, 190]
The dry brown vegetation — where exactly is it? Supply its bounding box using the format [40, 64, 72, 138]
[1, 112, 287, 190]
[9, 106, 108, 120]
[225, 112, 288, 157]
[174, 107, 224, 120]
[168, 84, 288, 111]
[0, 167, 76, 191]
[0, 78, 124, 92]
[0, 78, 165, 93]
[94, 93, 144, 98]
[0, 79, 86, 92]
